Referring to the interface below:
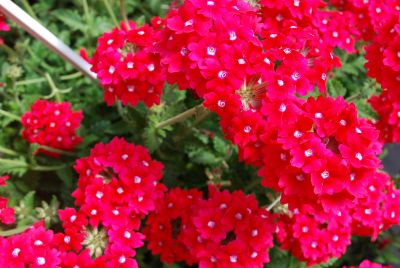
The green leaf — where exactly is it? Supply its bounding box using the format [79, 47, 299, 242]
[328, 79, 347, 98]
[52, 9, 87, 31]
[22, 191, 36, 210]
[0, 156, 29, 177]
[187, 148, 218, 165]
[213, 136, 230, 156]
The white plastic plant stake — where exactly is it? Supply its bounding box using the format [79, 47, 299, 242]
[0, 0, 97, 81]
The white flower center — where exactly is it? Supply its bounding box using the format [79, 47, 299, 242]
[37, 257, 46, 266]
[321, 170, 329, 179]
[238, 58, 246, 65]
[64, 236, 71, 243]
[217, 100, 226, 108]
[315, 112, 323, 119]
[229, 31, 237, 41]
[184, 19, 193, 27]
[251, 229, 258, 237]
[291, 72, 301, 81]
[11, 248, 21, 257]
[304, 149, 313, 157]
[134, 176, 142, 183]
[147, 64, 155, 72]
[96, 191, 104, 199]
[230, 255, 238, 263]
[207, 46, 216, 56]
[294, 130, 303, 138]
[218, 70, 227, 79]
[124, 231, 131, 239]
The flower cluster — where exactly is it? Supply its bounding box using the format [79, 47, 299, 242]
[21, 100, 83, 156]
[64, 137, 166, 265]
[331, 0, 400, 143]
[344, 260, 394, 268]
[143, 0, 400, 264]
[276, 208, 351, 265]
[0, 222, 62, 267]
[145, 186, 275, 268]
[368, 90, 400, 143]
[0, 175, 14, 225]
[0, 137, 166, 267]
[90, 20, 166, 107]
[0, 13, 10, 44]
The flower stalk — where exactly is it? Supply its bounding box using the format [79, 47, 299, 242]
[156, 104, 206, 129]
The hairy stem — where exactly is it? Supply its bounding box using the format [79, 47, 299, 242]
[20, 0, 39, 21]
[156, 104, 206, 129]
[266, 195, 281, 211]
[0, 109, 20, 121]
[38, 145, 76, 157]
[119, 0, 129, 28]
[0, 225, 29, 237]
[0, 145, 18, 157]
[103, 0, 120, 28]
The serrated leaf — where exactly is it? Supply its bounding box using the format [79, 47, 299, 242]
[328, 79, 347, 97]
[143, 126, 163, 153]
[187, 148, 218, 165]
[354, 100, 377, 120]
[213, 136, 230, 155]
[312, 258, 338, 268]
[52, 10, 87, 31]
[0, 156, 29, 177]
[22, 191, 36, 210]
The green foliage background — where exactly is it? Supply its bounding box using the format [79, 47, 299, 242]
[0, 1, 398, 267]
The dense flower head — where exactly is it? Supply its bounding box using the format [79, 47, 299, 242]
[368, 90, 400, 143]
[0, 223, 62, 267]
[0, 175, 15, 225]
[72, 137, 166, 222]
[275, 208, 351, 265]
[90, 20, 166, 107]
[0, 13, 10, 44]
[344, 260, 394, 268]
[145, 186, 276, 268]
[21, 100, 83, 156]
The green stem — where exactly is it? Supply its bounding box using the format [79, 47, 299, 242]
[0, 44, 17, 56]
[15, 77, 45, 86]
[0, 145, 18, 157]
[82, 0, 90, 24]
[266, 195, 281, 211]
[156, 104, 205, 129]
[0, 225, 29, 237]
[44, 73, 61, 101]
[0, 158, 28, 167]
[119, 0, 129, 28]
[38, 145, 76, 157]
[31, 164, 66, 172]
[15, 72, 83, 87]
[60, 72, 83, 81]
[346, 92, 361, 103]
[245, 178, 262, 193]
[103, 0, 120, 28]
[0, 109, 20, 121]
[20, 0, 39, 21]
